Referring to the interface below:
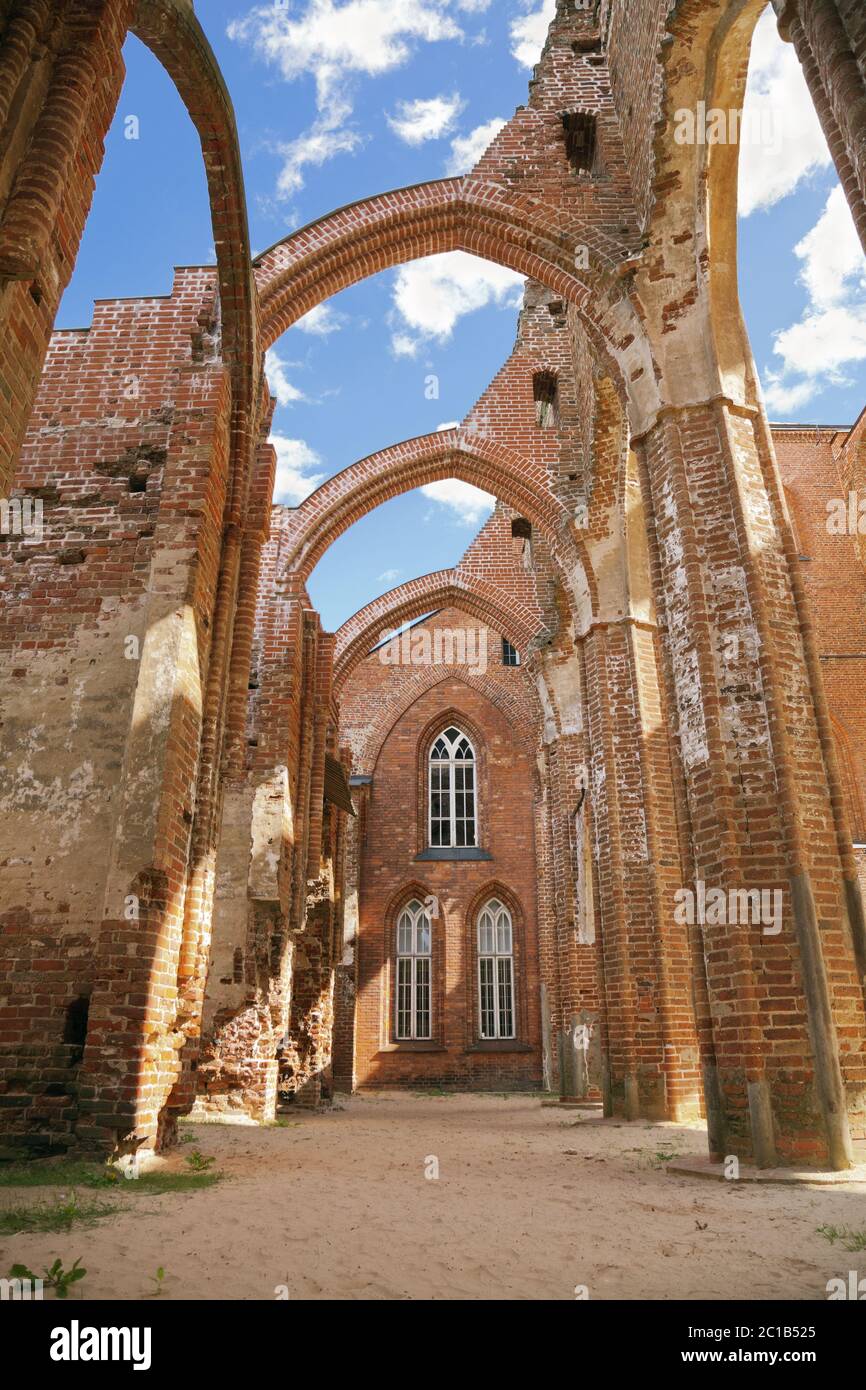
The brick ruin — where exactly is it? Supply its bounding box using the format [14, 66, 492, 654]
[0, 0, 865, 1171]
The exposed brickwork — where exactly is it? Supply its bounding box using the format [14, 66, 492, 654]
[1, 0, 866, 1171]
[345, 660, 544, 1092]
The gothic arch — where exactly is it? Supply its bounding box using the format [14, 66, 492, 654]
[280, 429, 582, 583]
[332, 570, 551, 696]
[252, 176, 654, 421]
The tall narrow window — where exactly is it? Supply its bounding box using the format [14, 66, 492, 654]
[561, 111, 597, 174]
[396, 899, 432, 1040]
[429, 726, 476, 848]
[533, 371, 559, 428]
[478, 899, 515, 1039]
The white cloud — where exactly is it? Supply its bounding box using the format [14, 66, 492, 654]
[265, 348, 306, 407]
[761, 185, 866, 415]
[271, 434, 326, 504]
[390, 251, 523, 353]
[738, 7, 832, 216]
[388, 93, 464, 145]
[391, 332, 422, 358]
[274, 100, 362, 199]
[793, 183, 866, 312]
[510, 0, 556, 69]
[377, 567, 401, 583]
[436, 420, 460, 431]
[760, 374, 818, 417]
[421, 478, 495, 525]
[445, 116, 507, 175]
[293, 303, 346, 335]
[228, 1, 464, 101]
[228, 1, 475, 194]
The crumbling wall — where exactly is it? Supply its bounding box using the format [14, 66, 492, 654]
[0, 268, 231, 1155]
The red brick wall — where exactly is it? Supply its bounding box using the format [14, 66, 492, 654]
[0, 267, 232, 1154]
[773, 425, 866, 894]
[343, 635, 543, 1091]
[0, 0, 133, 501]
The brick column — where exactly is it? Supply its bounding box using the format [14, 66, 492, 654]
[332, 783, 366, 1093]
[774, 0, 866, 250]
[583, 620, 703, 1122]
[636, 398, 866, 1167]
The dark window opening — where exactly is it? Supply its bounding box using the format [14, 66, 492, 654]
[511, 516, 533, 569]
[502, 639, 520, 667]
[561, 112, 597, 175]
[533, 371, 559, 428]
[128, 474, 147, 493]
[63, 993, 90, 1048]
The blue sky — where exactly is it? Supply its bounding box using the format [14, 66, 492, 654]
[57, 1, 866, 631]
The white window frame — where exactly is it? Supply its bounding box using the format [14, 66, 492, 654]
[395, 899, 432, 1040]
[428, 726, 477, 849]
[477, 898, 515, 1040]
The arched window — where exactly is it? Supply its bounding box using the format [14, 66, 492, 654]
[429, 726, 476, 848]
[396, 899, 432, 1040]
[477, 898, 515, 1039]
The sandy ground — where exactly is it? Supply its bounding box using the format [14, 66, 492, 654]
[2, 1093, 865, 1301]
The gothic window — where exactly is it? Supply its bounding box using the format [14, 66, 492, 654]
[395, 899, 432, 1040]
[429, 726, 477, 848]
[477, 899, 515, 1039]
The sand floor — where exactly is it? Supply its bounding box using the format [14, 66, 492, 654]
[2, 1093, 865, 1301]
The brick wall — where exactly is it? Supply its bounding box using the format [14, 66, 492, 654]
[343, 646, 543, 1092]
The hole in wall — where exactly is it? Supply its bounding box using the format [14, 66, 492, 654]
[63, 993, 91, 1048]
[561, 112, 597, 175]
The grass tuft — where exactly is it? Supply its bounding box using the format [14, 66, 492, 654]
[0, 1158, 224, 1199]
[817, 1223, 866, 1252]
[0, 1192, 117, 1235]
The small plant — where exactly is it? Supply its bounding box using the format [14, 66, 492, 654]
[184, 1150, 216, 1173]
[817, 1223, 866, 1252]
[9, 1257, 86, 1299]
[147, 1266, 166, 1297]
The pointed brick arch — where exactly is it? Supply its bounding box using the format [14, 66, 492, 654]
[280, 428, 578, 582]
[253, 177, 637, 385]
[333, 570, 550, 697]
